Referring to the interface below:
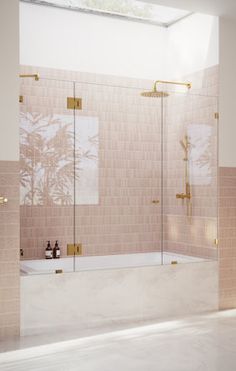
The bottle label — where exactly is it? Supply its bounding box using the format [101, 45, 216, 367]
[56, 250, 60, 257]
[45, 250, 52, 258]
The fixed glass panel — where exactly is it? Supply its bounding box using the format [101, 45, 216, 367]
[74, 81, 163, 271]
[19, 76, 76, 275]
[163, 92, 218, 265]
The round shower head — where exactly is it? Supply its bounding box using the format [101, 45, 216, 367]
[141, 90, 169, 98]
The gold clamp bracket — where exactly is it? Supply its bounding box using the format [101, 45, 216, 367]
[0, 196, 8, 205]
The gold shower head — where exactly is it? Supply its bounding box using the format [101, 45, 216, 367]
[141, 90, 169, 98]
[141, 80, 191, 98]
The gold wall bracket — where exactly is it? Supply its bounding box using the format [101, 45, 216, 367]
[67, 243, 82, 256]
[67, 97, 82, 110]
[19, 74, 39, 81]
[0, 196, 8, 205]
[154, 80, 191, 91]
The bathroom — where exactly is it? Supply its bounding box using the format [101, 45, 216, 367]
[0, 0, 236, 370]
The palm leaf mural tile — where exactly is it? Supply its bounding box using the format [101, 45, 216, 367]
[188, 123, 213, 186]
[20, 112, 98, 206]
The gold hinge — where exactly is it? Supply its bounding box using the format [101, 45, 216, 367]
[19, 95, 23, 103]
[67, 97, 82, 110]
[214, 238, 219, 246]
[214, 112, 219, 119]
[67, 243, 82, 256]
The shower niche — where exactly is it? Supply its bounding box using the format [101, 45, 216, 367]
[19, 66, 218, 275]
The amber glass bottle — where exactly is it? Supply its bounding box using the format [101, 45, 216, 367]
[53, 240, 60, 259]
[45, 241, 53, 259]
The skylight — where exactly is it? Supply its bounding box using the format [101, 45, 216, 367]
[21, 0, 192, 27]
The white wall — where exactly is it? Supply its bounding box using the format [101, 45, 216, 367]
[20, 2, 166, 80]
[0, 0, 19, 161]
[20, 3, 219, 81]
[167, 13, 219, 79]
[219, 17, 236, 167]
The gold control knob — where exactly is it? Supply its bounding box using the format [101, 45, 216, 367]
[152, 200, 160, 204]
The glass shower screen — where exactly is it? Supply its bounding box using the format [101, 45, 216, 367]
[19, 72, 218, 274]
[74, 81, 163, 270]
[19, 76, 76, 273]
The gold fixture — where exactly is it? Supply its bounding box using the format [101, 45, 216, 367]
[176, 193, 191, 200]
[152, 200, 160, 204]
[55, 269, 63, 274]
[214, 238, 219, 246]
[214, 112, 219, 120]
[171, 261, 178, 265]
[179, 135, 190, 161]
[67, 97, 82, 110]
[19, 73, 39, 81]
[154, 80, 191, 89]
[176, 135, 192, 217]
[19, 73, 39, 102]
[141, 80, 191, 98]
[67, 243, 82, 256]
[141, 90, 169, 98]
[176, 182, 191, 200]
[0, 196, 8, 205]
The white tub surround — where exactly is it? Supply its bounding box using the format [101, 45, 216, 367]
[21, 261, 218, 336]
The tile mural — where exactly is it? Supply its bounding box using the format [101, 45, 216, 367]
[20, 112, 98, 206]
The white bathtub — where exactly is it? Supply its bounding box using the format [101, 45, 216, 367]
[20, 252, 206, 275]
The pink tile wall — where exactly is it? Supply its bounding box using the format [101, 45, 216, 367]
[219, 167, 236, 309]
[0, 161, 20, 338]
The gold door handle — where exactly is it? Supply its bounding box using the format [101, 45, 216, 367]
[0, 196, 8, 205]
[152, 200, 160, 204]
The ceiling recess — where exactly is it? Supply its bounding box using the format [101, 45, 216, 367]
[20, 0, 193, 27]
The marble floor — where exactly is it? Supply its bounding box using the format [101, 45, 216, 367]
[0, 310, 236, 371]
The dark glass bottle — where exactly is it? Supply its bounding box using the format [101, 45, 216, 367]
[53, 240, 60, 259]
[45, 241, 53, 259]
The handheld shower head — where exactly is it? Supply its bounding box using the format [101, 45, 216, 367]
[180, 140, 187, 151]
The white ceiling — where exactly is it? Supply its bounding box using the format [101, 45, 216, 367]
[142, 0, 236, 19]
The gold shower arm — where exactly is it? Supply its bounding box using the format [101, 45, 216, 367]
[19, 74, 39, 81]
[153, 80, 191, 92]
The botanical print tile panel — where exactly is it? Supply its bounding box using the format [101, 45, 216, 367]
[20, 112, 98, 206]
[75, 116, 98, 205]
